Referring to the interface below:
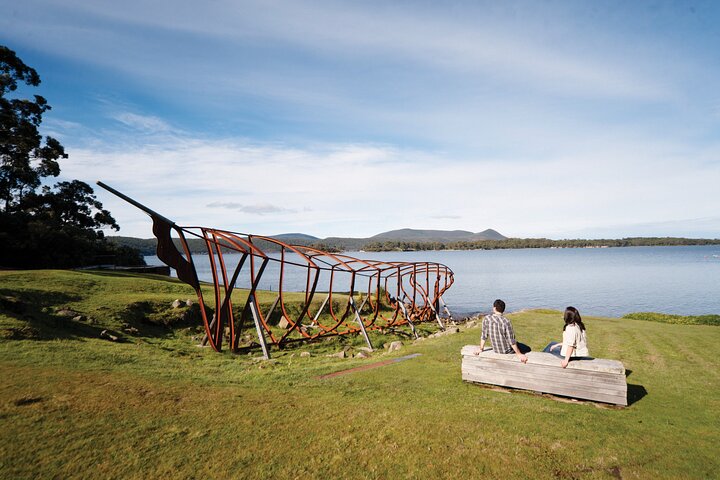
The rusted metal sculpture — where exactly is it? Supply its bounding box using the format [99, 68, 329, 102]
[98, 182, 454, 358]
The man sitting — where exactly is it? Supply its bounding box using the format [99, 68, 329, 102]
[474, 299, 530, 363]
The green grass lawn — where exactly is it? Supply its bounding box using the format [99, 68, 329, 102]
[1, 270, 718, 479]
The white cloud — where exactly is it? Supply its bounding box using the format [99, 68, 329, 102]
[112, 112, 171, 133]
[53, 124, 720, 239]
[5, 1, 719, 240]
[207, 201, 296, 215]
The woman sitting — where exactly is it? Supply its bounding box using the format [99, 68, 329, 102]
[543, 306, 591, 368]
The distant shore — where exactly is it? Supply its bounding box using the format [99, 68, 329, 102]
[112, 235, 720, 256]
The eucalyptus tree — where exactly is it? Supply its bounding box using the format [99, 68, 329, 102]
[0, 45, 138, 268]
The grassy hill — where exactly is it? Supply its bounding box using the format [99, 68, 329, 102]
[1, 270, 718, 479]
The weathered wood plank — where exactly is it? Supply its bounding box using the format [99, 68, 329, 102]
[460, 345, 625, 374]
[461, 344, 628, 405]
[463, 356, 625, 382]
[462, 367, 627, 402]
[462, 363, 627, 396]
[462, 360, 627, 387]
[462, 366, 627, 397]
[462, 367, 627, 400]
[462, 371, 626, 405]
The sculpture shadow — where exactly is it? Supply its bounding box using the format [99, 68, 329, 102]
[75, 269, 182, 284]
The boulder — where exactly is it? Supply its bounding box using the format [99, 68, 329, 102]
[278, 317, 290, 329]
[185, 299, 194, 307]
[355, 351, 371, 359]
[388, 341, 403, 353]
[465, 320, 478, 329]
[327, 351, 346, 359]
[171, 299, 183, 308]
[0, 295, 25, 314]
[123, 326, 139, 335]
[300, 351, 312, 358]
[100, 330, 119, 342]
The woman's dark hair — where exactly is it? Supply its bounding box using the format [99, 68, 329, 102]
[563, 306, 586, 331]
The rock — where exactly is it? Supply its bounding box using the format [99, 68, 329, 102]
[0, 296, 25, 314]
[278, 317, 290, 329]
[300, 351, 311, 358]
[185, 299, 194, 307]
[445, 327, 460, 335]
[355, 351, 371, 359]
[413, 337, 426, 343]
[56, 308, 79, 317]
[72, 315, 87, 322]
[327, 351, 346, 359]
[172, 299, 183, 308]
[465, 320, 478, 329]
[358, 347, 373, 353]
[100, 330, 119, 342]
[388, 341, 404, 353]
[123, 325, 139, 335]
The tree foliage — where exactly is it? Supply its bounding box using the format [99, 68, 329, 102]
[0, 45, 143, 268]
[362, 237, 720, 252]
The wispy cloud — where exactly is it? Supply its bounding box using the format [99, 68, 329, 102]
[112, 112, 171, 133]
[54, 120, 720, 239]
[4, 1, 719, 239]
[207, 201, 296, 215]
[5, 0, 679, 103]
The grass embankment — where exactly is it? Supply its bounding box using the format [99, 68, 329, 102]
[1, 270, 719, 479]
[622, 312, 720, 326]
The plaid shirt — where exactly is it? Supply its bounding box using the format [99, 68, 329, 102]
[481, 313, 517, 354]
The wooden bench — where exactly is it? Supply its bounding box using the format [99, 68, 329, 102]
[461, 345, 627, 406]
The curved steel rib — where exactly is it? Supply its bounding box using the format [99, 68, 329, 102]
[97, 182, 455, 358]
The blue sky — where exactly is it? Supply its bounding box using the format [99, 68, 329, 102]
[2, 0, 719, 239]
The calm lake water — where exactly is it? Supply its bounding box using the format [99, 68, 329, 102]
[146, 245, 720, 317]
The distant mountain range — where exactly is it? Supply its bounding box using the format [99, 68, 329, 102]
[268, 232, 320, 241]
[370, 228, 506, 242]
[108, 229, 720, 256]
[108, 228, 507, 255]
